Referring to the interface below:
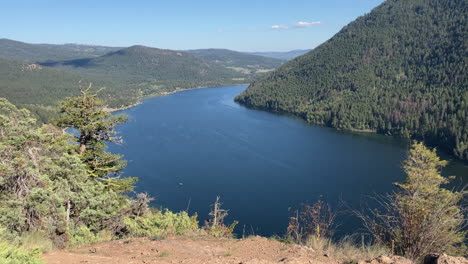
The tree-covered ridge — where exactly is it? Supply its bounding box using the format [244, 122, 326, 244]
[0, 38, 123, 62]
[41, 45, 246, 85]
[0, 43, 263, 123]
[236, 0, 468, 161]
[0, 57, 139, 123]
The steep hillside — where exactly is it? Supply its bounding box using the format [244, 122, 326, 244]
[0, 38, 122, 61]
[246, 49, 311, 60]
[236, 0, 467, 161]
[186, 48, 284, 74]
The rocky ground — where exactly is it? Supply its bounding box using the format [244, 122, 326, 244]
[43, 236, 467, 264]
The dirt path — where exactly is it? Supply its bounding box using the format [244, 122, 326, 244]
[43, 236, 341, 264]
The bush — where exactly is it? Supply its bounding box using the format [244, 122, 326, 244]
[0, 240, 43, 264]
[20, 231, 54, 253]
[204, 196, 238, 238]
[124, 210, 198, 237]
[70, 225, 113, 247]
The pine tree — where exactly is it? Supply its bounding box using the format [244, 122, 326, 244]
[393, 142, 467, 259]
[0, 97, 130, 247]
[360, 142, 467, 261]
[56, 84, 136, 192]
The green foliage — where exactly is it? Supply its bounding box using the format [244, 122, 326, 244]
[204, 196, 238, 238]
[0, 98, 133, 247]
[394, 142, 467, 259]
[207, 220, 239, 238]
[19, 231, 54, 253]
[0, 241, 43, 264]
[69, 224, 112, 247]
[236, 0, 468, 161]
[56, 86, 136, 192]
[359, 142, 467, 261]
[124, 210, 198, 237]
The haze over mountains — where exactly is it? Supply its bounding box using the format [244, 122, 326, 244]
[236, 0, 467, 161]
[246, 49, 311, 60]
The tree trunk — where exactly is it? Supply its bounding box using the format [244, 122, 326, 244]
[79, 134, 87, 154]
[66, 199, 71, 227]
[79, 144, 86, 154]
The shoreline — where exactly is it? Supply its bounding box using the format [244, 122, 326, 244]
[104, 84, 249, 113]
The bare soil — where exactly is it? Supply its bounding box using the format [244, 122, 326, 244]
[42, 236, 468, 264]
[42, 236, 340, 264]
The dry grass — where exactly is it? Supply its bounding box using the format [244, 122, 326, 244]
[305, 236, 389, 263]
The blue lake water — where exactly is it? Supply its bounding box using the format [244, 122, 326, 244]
[109, 85, 468, 237]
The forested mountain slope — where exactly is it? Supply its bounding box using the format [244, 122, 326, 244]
[236, 0, 468, 161]
[39, 45, 247, 94]
[0, 57, 126, 122]
[0, 38, 122, 61]
[0, 44, 252, 122]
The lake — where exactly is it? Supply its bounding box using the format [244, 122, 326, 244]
[109, 85, 468, 237]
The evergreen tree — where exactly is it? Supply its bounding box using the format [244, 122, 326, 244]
[360, 142, 467, 261]
[56, 84, 136, 192]
[394, 142, 467, 259]
[0, 98, 126, 246]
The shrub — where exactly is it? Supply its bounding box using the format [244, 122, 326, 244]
[204, 196, 238, 238]
[20, 231, 54, 253]
[0, 240, 43, 264]
[287, 200, 337, 243]
[70, 225, 113, 247]
[124, 210, 197, 237]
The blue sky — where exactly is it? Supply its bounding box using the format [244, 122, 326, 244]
[1, 0, 385, 51]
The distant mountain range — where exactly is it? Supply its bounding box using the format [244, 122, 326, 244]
[0, 38, 123, 61]
[0, 39, 295, 122]
[185, 49, 283, 74]
[236, 0, 467, 161]
[245, 50, 311, 60]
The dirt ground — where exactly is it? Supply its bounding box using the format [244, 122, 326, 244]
[42, 235, 341, 264]
[42, 236, 468, 264]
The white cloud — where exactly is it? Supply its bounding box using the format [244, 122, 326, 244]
[270, 21, 322, 30]
[271, 25, 290, 30]
[294, 21, 322, 27]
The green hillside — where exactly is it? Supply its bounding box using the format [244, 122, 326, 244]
[40, 45, 248, 95]
[186, 48, 284, 74]
[0, 43, 257, 122]
[235, 0, 468, 161]
[0, 57, 134, 122]
[0, 38, 122, 61]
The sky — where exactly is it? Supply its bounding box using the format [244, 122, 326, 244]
[1, 0, 385, 52]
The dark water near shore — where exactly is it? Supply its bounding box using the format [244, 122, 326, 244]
[109, 85, 467, 237]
